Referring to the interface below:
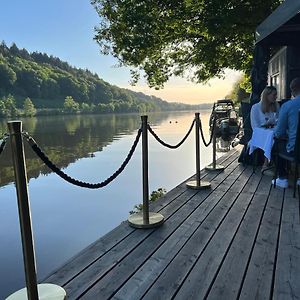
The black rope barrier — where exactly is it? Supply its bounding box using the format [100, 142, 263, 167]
[0, 133, 9, 157]
[199, 117, 215, 147]
[147, 119, 195, 149]
[22, 129, 142, 189]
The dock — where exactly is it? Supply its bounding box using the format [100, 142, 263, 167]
[44, 146, 300, 299]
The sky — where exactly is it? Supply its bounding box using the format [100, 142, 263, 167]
[0, 0, 241, 104]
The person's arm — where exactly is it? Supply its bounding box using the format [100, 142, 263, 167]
[274, 104, 288, 137]
[250, 104, 261, 129]
[275, 103, 280, 120]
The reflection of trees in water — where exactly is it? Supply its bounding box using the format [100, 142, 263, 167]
[0, 112, 174, 187]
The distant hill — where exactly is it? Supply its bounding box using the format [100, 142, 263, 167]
[0, 42, 212, 114]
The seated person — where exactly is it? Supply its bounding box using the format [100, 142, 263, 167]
[272, 77, 300, 188]
[250, 86, 279, 171]
[250, 86, 279, 129]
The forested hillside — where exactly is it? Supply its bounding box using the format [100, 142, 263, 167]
[0, 42, 208, 117]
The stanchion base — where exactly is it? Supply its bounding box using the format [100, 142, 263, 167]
[128, 212, 164, 229]
[186, 180, 211, 190]
[6, 283, 66, 300]
[205, 164, 225, 171]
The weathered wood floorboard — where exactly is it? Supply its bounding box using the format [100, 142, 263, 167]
[206, 175, 272, 300]
[43, 147, 300, 300]
[168, 169, 261, 300]
[239, 181, 284, 300]
[112, 164, 251, 300]
[45, 148, 239, 286]
[68, 152, 242, 299]
[273, 188, 300, 300]
[85, 162, 249, 299]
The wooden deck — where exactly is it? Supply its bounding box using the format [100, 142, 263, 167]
[44, 146, 300, 300]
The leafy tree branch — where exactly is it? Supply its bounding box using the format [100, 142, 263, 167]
[92, 0, 282, 88]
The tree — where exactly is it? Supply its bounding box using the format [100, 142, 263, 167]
[81, 102, 91, 113]
[23, 97, 37, 117]
[0, 94, 19, 117]
[0, 63, 17, 93]
[16, 69, 41, 98]
[226, 75, 250, 104]
[92, 0, 282, 88]
[63, 96, 80, 113]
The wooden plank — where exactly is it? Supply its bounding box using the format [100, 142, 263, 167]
[73, 155, 244, 299]
[141, 168, 261, 300]
[150, 149, 240, 212]
[172, 171, 263, 300]
[111, 165, 252, 300]
[44, 148, 239, 285]
[206, 175, 273, 300]
[239, 182, 284, 300]
[152, 152, 241, 223]
[273, 188, 300, 300]
[43, 146, 300, 300]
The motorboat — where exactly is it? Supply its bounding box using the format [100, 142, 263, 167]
[209, 99, 240, 140]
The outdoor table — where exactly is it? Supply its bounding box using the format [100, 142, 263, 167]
[248, 127, 275, 162]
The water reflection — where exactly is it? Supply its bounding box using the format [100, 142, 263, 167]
[0, 113, 178, 188]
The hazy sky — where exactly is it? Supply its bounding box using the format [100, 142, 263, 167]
[0, 0, 241, 104]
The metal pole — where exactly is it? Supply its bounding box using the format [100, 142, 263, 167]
[128, 116, 164, 229]
[141, 115, 149, 224]
[186, 113, 211, 189]
[6, 122, 67, 300]
[7, 121, 39, 300]
[212, 117, 216, 169]
[195, 113, 201, 186]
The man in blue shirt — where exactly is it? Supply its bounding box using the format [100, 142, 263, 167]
[272, 77, 300, 188]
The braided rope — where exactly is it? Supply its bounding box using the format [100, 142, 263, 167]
[23, 129, 142, 189]
[199, 118, 215, 147]
[147, 119, 195, 149]
[0, 133, 9, 157]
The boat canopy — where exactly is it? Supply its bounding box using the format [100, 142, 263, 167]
[216, 99, 234, 105]
[256, 0, 300, 46]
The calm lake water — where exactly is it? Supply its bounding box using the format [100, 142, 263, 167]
[0, 110, 230, 298]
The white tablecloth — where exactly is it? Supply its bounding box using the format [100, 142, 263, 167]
[248, 127, 275, 161]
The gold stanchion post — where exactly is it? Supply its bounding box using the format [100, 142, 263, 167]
[186, 113, 211, 189]
[6, 121, 66, 300]
[128, 116, 164, 228]
[205, 112, 224, 171]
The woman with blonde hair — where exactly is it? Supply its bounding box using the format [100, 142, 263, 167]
[250, 86, 279, 129]
[250, 86, 279, 172]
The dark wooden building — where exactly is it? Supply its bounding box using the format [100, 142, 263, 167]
[240, 1, 300, 145]
[253, 1, 300, 102]
[255, 1, 300, 100]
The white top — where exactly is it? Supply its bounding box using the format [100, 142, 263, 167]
[250, 101, 278, 129]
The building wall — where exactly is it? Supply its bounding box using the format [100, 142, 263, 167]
[268, 46, 300, 100]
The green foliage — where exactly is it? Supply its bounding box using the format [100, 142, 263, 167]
[91, 0, 282, 88]
[0, 94, 19, 117]
[63, 96, 80, 113]
[23, 97, 37, 117]
[227, 75, 250, 105]
[129, 187, 167, 214]
[0, 41, 200, 115]
[150, 188, 167, 202]
[0, 63, 16, 93]
[80, 102, 93, 113]
[240, 73, 252, 93]
[129, 203, 143, 215]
